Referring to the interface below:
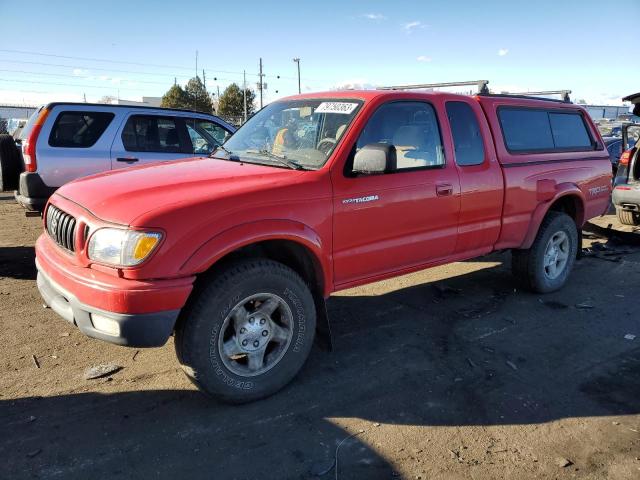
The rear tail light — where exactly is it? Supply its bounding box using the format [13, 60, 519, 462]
[22, 107, 50, 173]
[619, 148, 635, 167]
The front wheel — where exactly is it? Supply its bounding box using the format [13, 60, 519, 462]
[175, 259, 316, 403]
[512, 211, 578, 293]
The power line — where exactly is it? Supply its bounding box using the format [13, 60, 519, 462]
[0, 68, 173, 86]
[0, 49, 296, 80]
[0, 67, 247, 87]
[0, 48, 212, 72]
[0, 78, 151, 91]
[0, 58, 246, 82]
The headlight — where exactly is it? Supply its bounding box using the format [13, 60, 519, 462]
[87, 228, 162, 266]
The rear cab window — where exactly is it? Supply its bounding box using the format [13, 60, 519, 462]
[446, 101, 485, 166]
[49, 111, 115, 148]
[498, 107, 595, 153]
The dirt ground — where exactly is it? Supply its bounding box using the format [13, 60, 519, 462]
[1, 193, 639, 480]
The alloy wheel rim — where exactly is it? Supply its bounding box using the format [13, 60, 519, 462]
[218, 293, 294, 377]
[543, 231, 570, 280]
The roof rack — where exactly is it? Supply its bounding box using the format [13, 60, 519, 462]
[490, 90, 572, 103]
[378, 80, 490, 94]
[43, 101, 219, 116]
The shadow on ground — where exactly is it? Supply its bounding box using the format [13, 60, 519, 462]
[0, 246, 36, 280]
[2, 255, 640, 479]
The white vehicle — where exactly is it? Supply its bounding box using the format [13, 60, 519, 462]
[7, 103, 235, 211]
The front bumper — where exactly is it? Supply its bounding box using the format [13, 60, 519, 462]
[35, 232, 195, 347]
[37, 261, 180, 347]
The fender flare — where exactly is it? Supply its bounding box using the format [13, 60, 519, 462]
[520, 183, 586, 249]
[179, 219, 333, 297]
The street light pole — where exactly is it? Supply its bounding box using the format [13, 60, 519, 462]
[292, 57, 301, 94]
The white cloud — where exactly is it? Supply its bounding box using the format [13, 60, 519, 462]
[416, 55, 432, 62]
[402, 21, 425, 33]
[498, 48, 509, 56]
[72, 68, 89, 77]
[362, 13, 386, 21]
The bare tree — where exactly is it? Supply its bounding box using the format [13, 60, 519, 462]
[98, 95, 117, 104]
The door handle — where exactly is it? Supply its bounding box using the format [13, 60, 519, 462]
[116, 157, 139, 163]
[436, 183, 453, 196]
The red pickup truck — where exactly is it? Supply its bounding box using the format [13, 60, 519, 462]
[35, 90, 611, 403]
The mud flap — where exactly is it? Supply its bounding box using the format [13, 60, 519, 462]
[314, 295, 333, 351]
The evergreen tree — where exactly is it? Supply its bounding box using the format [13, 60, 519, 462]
[218, 83, 256, 119]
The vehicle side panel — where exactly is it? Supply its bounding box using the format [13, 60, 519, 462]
[439, 94, 504, 255]
[36, 105, 123, 187]
[329, 94, 461, 286]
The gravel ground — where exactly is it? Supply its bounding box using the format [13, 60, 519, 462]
[1, 194, 639, 480]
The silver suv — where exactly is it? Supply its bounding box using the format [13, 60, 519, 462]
[14, 103, 236, 211]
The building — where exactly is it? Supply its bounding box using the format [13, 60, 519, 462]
[111, 96, 162, 107]
[581, 104, 631, 121]
[0, 104, 38, 120]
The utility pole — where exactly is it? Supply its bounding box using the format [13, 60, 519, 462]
[258, 57, 264, 109]
[202, 69, 206, 90]
[195, 50, 198, 79]
[243, 70, 247, 123]
[293, 57, 301, 94]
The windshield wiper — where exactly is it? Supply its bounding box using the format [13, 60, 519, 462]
[211, 144, 239, 160]
[245, 149, 306, 170]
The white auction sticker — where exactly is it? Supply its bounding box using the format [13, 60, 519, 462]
[315, 102, 358, 114]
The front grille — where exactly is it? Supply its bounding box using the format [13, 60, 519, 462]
[45, 205, 77, 252]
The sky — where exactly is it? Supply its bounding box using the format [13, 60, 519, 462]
[0, 0, 638, 108]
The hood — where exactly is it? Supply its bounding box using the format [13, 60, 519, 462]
[54, 157, 303, 225]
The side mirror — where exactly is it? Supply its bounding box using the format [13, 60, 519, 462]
[352, 143, 396, 174]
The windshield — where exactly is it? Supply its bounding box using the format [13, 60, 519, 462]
[217, 99, 362, 169]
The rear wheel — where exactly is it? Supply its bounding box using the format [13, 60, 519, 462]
[175, 258, 316, 403]
[616, 207, 640, 226]
[0, 134, 20, 192]
[512, 211, 578, 293]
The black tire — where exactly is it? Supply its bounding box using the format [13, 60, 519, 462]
[175, 258, 316, 403]
[0, 134, 20, 192]
[616, 207, 640, 226]
[512, 211, 578, 293]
